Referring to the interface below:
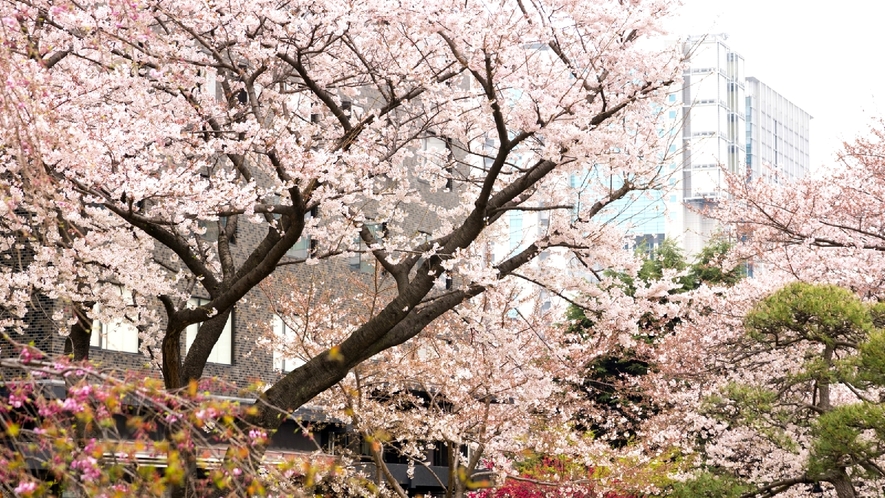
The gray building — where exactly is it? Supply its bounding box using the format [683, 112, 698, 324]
[746, 76, 812, 184]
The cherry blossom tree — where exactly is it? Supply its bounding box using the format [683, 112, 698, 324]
[259, 264, 621, 497]
[560, 238, 745, 450]
[632, 123, 885, 496]
[715, 120, 885, 298]
[0, 0, 683, 485]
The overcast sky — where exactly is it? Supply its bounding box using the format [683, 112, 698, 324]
[667, 0, 883, 172]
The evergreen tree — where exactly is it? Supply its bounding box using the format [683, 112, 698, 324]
[681, 283, 885, 497]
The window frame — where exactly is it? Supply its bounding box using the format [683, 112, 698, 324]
[271, 315, 306, 373]
[349, 222, 385, 273]
[185, 297, 234, 365]
[285, 206, 319, 259]
[418, 135, 454, 190]
[90, 287, 140, 354]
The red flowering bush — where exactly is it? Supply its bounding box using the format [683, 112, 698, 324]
[470, 456, 639, 498]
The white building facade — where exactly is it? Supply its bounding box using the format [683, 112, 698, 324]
[647, 35, 812, 256]
[677, 35, 747, 255]
[745, 76, 812, 184]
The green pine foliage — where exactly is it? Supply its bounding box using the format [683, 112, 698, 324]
[697, 282, 885, 496]
[604, 237, 745, 297]
[684, 238, 746, 289]
[637, 238, 688, 285]
[744, 283, 872, 345]
[665, 470, 753, 498]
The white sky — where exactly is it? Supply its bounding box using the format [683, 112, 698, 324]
[667, 0, 885, 171]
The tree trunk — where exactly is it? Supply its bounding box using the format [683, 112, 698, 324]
[65, 303, 94, 445]
[369, 439, 409, 498]
[831, 472, 857, 498]
[162, 325, 184, 390]
[65, 302, 93, 361]
[446, 441, 458, 498]
[180, 309, 232, 385]
[163, 308, 232, 389]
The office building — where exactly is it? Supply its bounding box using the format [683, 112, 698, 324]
[625, 35, 811, 256]
[676, 34, 747, 255]
[745, 76, 812, 183]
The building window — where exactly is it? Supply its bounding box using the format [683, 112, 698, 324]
[197, 165, 236, 244]
[185, 297, 233, 365]
[349, 222, 384, 273]
[272, 316, 305, 373]
[287, 235, 312, 259]
[340, 99, 364, 120]
[200, 216, 236, 244]
[509, 211, 523, 251]
[91, 288, 140, 353]
[286, 207, 318, 259]
[201, 67, 221, 101]
[420, 136, 453, 190]
[434, 272, 453, 291]
[422, 136, 447, 164]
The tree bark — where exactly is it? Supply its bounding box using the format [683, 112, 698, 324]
[446, 441, 458, 498]
[369, 440, 409, 498]
[830, 471, 857, 498]
[65, 302, 93, 361]
[162, 322, 186, 390]
[179, 309, 232, 385]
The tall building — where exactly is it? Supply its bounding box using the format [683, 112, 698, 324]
[745, 76, 812, 184]
[639, 35, 812, 256]
[677, 34, 747, 255]
[488, 34, 812, 288]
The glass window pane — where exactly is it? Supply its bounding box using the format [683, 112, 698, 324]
[185, 297, 233, 364]
[91, 287, 139, 353]
[272, 315, 304, 373]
